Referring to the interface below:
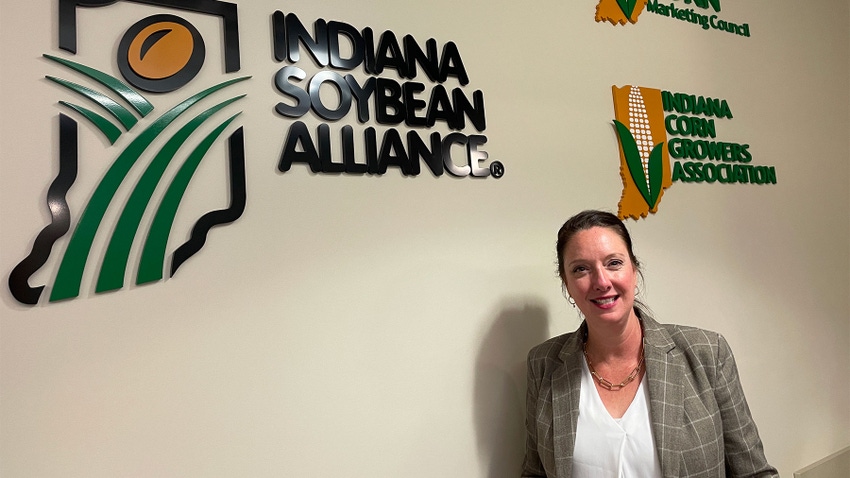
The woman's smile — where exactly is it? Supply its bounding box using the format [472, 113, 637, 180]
[590, 296, 619, 307]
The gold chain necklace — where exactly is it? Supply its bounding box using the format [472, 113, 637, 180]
[583, 342, 645, 392]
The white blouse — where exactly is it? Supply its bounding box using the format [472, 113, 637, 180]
[572, 357, 662, 478]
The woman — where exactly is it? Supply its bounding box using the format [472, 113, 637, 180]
[522, 210, 777, 478]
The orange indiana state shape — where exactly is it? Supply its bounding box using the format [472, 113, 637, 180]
[596, 0, 647, 25]
[611, 85, 672, 220]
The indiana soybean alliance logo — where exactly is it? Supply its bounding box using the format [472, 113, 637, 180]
[595, 0, 751, 37]
[10, 1, 503, 306]
[9, 0, 247, 305]
[611, 85, 777, 220]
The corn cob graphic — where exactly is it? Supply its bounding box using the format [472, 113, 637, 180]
[628, 87, 653, 195]
[612, 85, 671, 219]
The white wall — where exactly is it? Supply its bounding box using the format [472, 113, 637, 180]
[1, 1, 848, 476]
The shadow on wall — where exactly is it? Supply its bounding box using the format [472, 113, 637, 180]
[474, 300, 551, 478]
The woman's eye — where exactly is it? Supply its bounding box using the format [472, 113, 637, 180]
[572, 266, 587, 273]
[608, 260, 623, 268]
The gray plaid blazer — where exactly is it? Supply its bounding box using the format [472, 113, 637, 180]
[521, 313, 778, 478]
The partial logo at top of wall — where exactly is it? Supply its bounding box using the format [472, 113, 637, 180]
[9, 0, 249, 305]
[611, 85, 777, 220]
[595, 0, 751, 37]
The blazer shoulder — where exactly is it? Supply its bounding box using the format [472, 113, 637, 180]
[658, 322, 730, 367]
[525, 331, 580, 386]
[527, 330, 580, 363]
[663, 323, 722, 345]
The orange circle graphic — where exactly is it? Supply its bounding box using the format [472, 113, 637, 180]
[127, 22, 195, 80]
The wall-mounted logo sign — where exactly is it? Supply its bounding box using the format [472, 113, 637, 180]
[595, 0, 751, 37]
[9, 0, 249, 305]
[611, 85, 777, 220]
[271, 13, 503, 179]
[9, 1, 503, 305]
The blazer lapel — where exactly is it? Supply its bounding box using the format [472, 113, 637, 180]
[552, 323, 586, 478]
[643, 316, 684, 478]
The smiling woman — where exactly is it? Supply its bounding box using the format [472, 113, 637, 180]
[521, 210, 779, 478]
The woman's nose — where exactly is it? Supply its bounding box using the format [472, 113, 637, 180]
[592, 269, 612, 290]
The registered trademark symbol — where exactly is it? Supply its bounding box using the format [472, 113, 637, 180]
[490, 161, 504, 178]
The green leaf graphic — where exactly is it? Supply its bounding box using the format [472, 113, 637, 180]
[613, 120, 651, 207]
[647, 142, 664, 209]
[49, 76, 250, 302]
[137, 113, 242, 286]
[616, 0, 637, 19]
[96, 96, 246, 293]
[59, 101, 122, 144]
[47, 76, 138, 130]
[44, 54, 154, 116]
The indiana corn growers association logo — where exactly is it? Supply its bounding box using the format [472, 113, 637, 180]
[9, 0, 248, 305]
[595, 0, 751, 37]
[611, 85, 777, 220]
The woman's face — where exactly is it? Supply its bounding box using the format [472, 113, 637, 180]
[562, 226, 638, 326]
